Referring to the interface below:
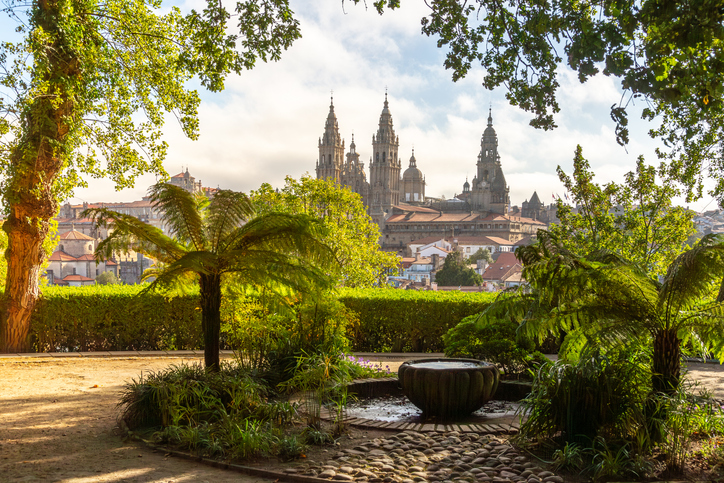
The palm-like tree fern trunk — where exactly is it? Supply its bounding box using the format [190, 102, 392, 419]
[200, 273, 222, 371]
[652, 329, 681, 396]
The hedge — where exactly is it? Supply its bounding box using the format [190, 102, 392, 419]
[31, 285, 203, 352]
[27, 286, 494, 353]
[338, 288, 496, 353]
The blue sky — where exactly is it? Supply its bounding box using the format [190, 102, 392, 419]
[1, 1, 715, 211]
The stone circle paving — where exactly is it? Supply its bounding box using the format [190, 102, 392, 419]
[286, 430, 563, 483]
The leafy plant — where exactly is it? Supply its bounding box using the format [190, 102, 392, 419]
[302, 426, 335, 445]
[551, 442, 584, 472]
[518, 231, 724, 397]
[518, 348, 651, 444]
[276, 434, 307, 461]
[279, 352, 354, 432]
[444, 314, 545, 378]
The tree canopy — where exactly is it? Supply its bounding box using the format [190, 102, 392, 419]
[549, 145, 694, 277]
[434, 251, 483, 286]
[401, 0, 724, 204]
[468, 247, 493, 265]
[251, 176, 399, 288]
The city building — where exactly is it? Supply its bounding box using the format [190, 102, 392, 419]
[46, 229, 118, 285]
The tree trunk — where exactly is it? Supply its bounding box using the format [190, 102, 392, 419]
[1, 0, 79, 353]
[200, 273, 222, 371]
[652, 328, 681, 396]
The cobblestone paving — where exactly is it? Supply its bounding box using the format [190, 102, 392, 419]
[285, 430, 563, 483]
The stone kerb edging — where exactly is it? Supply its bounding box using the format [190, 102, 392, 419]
[137, 438, 334, 483]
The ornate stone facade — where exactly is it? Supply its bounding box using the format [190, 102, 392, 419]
[456, 109, 510, 214]
[314, 95, 545, 251]
[315, 94, 424, 224]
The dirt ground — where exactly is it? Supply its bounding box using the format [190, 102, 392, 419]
[0, 356, 722, 483]
[0, 356, 275, 483]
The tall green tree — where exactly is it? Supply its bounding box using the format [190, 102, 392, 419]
[517, 231, 724, 396]
[434, 251, 483, 286]
[252, 176, 399, 288]
[0, 0, 301, 352]
[85, 182, 336, 370]
[550, 146, 694, 277]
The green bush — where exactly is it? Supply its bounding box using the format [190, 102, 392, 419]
[338, 288, 496, 352]
[119, 361, 304, 461]
[518, 349, 651, 445]
[29, 286, 494, 354]
[443, 315, 547, 377]
[221, 291, 353, 384]
[31, 285, 203, 352]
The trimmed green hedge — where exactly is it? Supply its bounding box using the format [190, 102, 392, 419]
[32, 286, 203, 352]
[28, 286, 494, 353]
[338, 288, 495, 353]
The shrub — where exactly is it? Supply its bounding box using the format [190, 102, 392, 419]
[221, 291, 353, 385]
[31, 285, 202, 351]
[518, 349, 651, 445]
[119, 361, 304, 461]
[443, 314, 546, 377]
[95, 271, 122, 285]
[338, 288, 495, 352]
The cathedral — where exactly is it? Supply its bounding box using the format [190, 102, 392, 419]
[315, 94, 546, 250]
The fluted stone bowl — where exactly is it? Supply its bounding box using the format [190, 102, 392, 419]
[398, 358, 499, 420]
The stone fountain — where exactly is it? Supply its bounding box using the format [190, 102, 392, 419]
[397, 358, 499, 420]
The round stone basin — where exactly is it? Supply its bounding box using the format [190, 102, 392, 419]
[398, 358, 499, 420]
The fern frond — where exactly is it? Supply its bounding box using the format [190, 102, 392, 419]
[658, 234, 724, 321]
[148, 182, 206, 250]
[82, 207, 185, 262]
[205, 190, 254, 253]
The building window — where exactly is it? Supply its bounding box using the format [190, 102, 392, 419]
[72, 268, 76, 275]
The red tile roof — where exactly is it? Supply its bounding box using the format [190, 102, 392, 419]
[58, 230, 94, 240]
[61, 274, 94, 282]
[482, 252, 522, 281]
[48, 250, 77, 261]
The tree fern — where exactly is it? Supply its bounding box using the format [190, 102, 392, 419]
[84, 182, 337, 369]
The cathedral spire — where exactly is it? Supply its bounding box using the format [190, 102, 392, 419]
[487, 106, 493, 127]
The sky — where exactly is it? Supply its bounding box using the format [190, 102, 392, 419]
[1, 1, 716, 212]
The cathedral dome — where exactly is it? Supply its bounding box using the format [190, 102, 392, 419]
[403, 150, 423, 180]
[403, 166, 423, 180]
